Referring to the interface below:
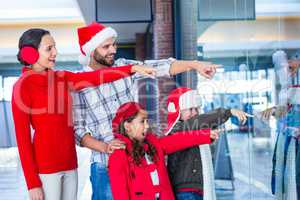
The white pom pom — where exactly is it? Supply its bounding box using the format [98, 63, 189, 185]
[78, 54, 89, 65]
[168, 102, 176, 112]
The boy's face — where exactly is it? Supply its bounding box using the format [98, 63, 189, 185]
[180, 107, 199, 121]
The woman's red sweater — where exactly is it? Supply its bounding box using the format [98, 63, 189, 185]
[12, 65, 133, 190]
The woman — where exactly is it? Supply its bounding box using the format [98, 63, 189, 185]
[12, 28, 155, 200]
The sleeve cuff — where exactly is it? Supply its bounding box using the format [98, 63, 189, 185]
[75, 128, 92, 146]
[144, 57, 176, 78]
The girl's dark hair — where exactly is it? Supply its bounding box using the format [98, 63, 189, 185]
[119, 114, 157, 165]
[17, 28, 50, 65]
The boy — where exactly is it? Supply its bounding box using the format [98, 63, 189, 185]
[166, 87, 251, 200]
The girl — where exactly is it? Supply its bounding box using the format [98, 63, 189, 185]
[12, 28, 154, 200]
[108, 102, 219, 200]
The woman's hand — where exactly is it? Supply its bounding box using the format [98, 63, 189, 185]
[230, 109, 253, 125]
[29, 187, 44, 200]
[131, 65, 156, 78]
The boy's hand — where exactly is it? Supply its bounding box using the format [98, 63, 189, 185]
[210, 129, 220, 140]
[230, 109, 253, 125]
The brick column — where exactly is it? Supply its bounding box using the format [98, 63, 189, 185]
[177, 0, 198, 89]
[152, 0, 177, 134]
[135, 33, 146, 61]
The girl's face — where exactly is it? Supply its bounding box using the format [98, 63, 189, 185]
[180, 107, 199, 121]
[33, 34, 57, 71]
[125, 110, 149, 142]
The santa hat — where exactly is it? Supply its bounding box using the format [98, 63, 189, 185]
[165, 87, 202, 135]
[112, 102, 144, 134]
[77, 22, 117, 65]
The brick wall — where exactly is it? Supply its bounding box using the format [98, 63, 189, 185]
[135, 33, 146, 61]
[152, 0, 177, 134]
[136, 0, 199, 134]
[177, 0, 198, 89]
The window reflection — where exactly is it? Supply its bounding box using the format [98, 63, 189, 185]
[3, 77, 18, 101]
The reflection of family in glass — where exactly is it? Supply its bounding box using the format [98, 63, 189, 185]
[11, 22, 300, 200]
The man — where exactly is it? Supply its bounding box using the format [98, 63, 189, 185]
[73, 22, 219, 200]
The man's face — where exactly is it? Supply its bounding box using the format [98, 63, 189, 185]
[93, 37, 117, 66]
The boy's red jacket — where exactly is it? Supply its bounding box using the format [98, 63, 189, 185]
[12, 65, 133, 190]
[108, 130, 211, 200]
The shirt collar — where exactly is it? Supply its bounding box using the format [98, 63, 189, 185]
[83, 65, 93, 72]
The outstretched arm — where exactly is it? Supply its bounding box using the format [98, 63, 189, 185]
[169, 60, 221, 79]
[133, 58, 220, 80]
[158, 129, 213, 155]
[64, 65, 156, 91]
[260, 106, 288, 120]
[176, 108, 251, 132]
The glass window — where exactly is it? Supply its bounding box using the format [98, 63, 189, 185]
[193, 0, 298, 198]
[3, 77, 18, 101]
[0, 76, 3, 100]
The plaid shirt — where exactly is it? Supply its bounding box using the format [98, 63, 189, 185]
[72, 58, 174, 164]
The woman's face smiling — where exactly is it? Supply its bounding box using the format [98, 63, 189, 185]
[32, 34, 57, 71]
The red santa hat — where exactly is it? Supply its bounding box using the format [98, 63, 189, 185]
[112, 102, 144, 134]
[165, 87, 202, 135]
[77, 22, 117, 65]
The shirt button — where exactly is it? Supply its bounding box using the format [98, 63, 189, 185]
[192, 169, 197, 173]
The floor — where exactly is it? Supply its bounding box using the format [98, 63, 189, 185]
[0, 132, 277, 200]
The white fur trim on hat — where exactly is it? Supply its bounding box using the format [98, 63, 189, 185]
[165, 113, 180, 136]
[82, 27, 117, 57]
[167, 102, 176, 113]
[179, 90, 202, 110]
[78, 54, 90, 65]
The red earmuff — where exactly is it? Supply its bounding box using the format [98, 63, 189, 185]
[20, 46, 39, 65]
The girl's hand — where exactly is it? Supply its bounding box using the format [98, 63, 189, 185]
[131, 65, 156, 78]
[29, 187, 44, 200]
[230, 109, 253, 125]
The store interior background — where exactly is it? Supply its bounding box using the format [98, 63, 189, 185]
[1, 0, 300, 199]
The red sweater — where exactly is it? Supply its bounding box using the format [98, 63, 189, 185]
[108, 130, 211, 200]
[12, 65, 133, 190]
